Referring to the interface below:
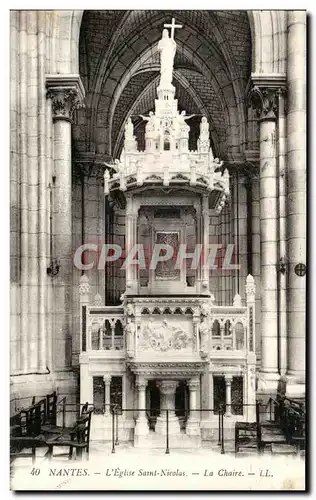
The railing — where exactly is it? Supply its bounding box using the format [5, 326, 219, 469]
[79, 275, 256, 358]
[80, 304, 125, 353]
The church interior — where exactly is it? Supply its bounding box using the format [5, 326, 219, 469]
[10, 10, 306, 453]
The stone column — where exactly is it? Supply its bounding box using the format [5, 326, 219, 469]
[46, 76, 84, 371]
[251, 175, 261, 360]
[287, 12, 306, 385]
[277, 89, 288, 375]
[155, 380, 180, 435]
[80, 362, 93, 406]
[125, 195, 138, 293]
[134, 376, 149, 437]
[225, 376, 232, 417]
[251, 86, 280, 386]
[186, 377, 201, 437]
[202, 195, 210, 292]
[103, 375, 111, 416]
[79, 274, 90, 352]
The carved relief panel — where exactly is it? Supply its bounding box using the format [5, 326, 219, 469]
[138, 317, 194, 355]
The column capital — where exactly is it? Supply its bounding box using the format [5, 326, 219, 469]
[46, 74, 85, 122]
[158, 380, 178, 394]
[135, 376, 147, 390]
[248, 86, 280, 120]
[225, 375, 233, 385]
[188, 377, 200, 391]
[103, 374, 111, 385]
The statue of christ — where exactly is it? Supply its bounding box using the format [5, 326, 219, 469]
[158, 29, 176, 88]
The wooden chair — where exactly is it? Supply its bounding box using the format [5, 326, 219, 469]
[10, 436, 47, 464]
[235, 422, 261, 454]
[45, 391, 57, 426]
[45, 411, 92, 461]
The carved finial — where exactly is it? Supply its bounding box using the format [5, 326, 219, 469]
[233, 293, 242, 307]
[79, 274, 90, 296]
[246, 274, 256, 298]
[93, 293, 103, 306]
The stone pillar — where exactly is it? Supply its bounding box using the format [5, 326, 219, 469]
[202, 195, 210, 292]
[277, 89, 288, 375]
[79, 274, 90, 352]
[134, 376, 149, 437]
[225, 376, 232, 417]
[125, 195, 138, 293]
[46, 76, 84, 371]
[251, 175, 261, 361]
[196, 202, 202, 293]
[155, 380, 180, 435]
[186, 377, 201, 437]
[80, 362, 93, 405]
[103, 375, 111, 416]
[287, 12, 306, 386]
[251, 86, 280, 386]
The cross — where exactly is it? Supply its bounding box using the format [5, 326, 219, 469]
[294, 263, 306, 277]
[164, 18, 182, 40]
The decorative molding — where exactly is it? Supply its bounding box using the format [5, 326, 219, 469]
[127, 361, 206, 377]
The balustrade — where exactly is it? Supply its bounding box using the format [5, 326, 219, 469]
[79, 275, 256, 358]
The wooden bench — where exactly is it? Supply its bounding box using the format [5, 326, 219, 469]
[45, 410, 92, 461]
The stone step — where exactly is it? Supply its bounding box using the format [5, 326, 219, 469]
[137, 431, 201, 449]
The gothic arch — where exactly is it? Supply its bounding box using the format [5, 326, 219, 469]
[50, 10, 287, 76]
[247, 10, 287, 73]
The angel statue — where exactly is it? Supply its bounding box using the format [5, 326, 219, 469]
[214, 158, 224, 172]
[177, 110, 196, 127]
[139, 111, 156, 133]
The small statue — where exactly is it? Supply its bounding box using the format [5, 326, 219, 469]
[199, 116, 209, 139]
[125, 117, 134, 140]
[214, 158, 224, 171]
[139, 111, 156, 133]
[125, 318, 135, 353]
[158, 28, 176, 87]
[177, 110, 195, 127]
[126, 303, 134, 316]
[199, 319, 209, 355]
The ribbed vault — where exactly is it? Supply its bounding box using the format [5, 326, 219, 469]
[76, 10, 252, 161]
